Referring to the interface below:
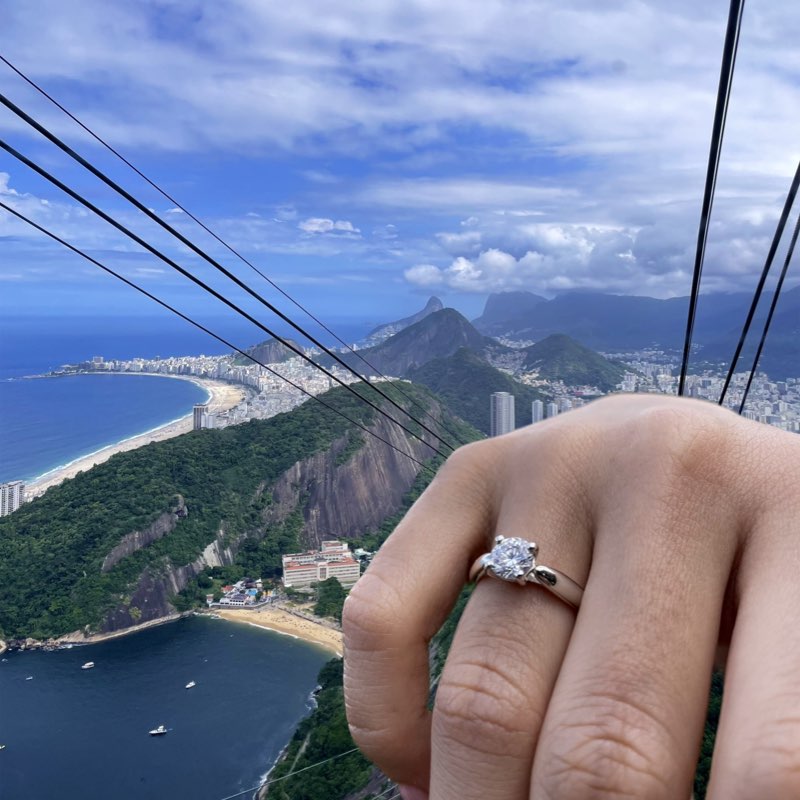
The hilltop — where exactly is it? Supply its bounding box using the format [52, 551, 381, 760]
[520, 334, 627, 391]
[232, 336, 301, 366]
[363, 295, 444, 346]
[410, 348, 547, 433]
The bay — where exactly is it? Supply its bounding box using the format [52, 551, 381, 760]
[0, 374, 209, 484]
[0, 616, 330, 800]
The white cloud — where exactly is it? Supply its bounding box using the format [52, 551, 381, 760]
[298, 217, 361, 235]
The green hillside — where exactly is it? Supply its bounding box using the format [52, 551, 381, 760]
[521, 334, 626, 391]
[409, 347, 548, 433]
[0, 382, 465, 641]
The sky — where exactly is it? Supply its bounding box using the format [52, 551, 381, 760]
[1, 0, 799, 332]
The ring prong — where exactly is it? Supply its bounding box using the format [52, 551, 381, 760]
[495, 535, 505, 544]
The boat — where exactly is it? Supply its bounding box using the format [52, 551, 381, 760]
[149, 725, 167, 736]
[81, 661, 95, 670]
[185, 680, 196, 689]
[25, 676, 33, 681]
[0, 744, 6, 750]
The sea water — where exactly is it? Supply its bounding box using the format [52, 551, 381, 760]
[0, 616, 329, 800]
[0, 374, 210, 484]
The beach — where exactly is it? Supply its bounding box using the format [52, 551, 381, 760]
[215, 607, 344, 656]
[26, 374, 246, 498]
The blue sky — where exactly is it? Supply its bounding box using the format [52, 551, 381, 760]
[1, 0, 799, 333]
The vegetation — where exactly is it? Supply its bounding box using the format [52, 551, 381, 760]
[263, 659, 373, 800]
[313, 578, 346, 621]
[694, 672, 723, 798]
[521, 333, 627, 391]
[0, 382, 454, 640]
[410, 347, 548, 433]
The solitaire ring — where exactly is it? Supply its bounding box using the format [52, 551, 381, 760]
[469, 536, 584, 609]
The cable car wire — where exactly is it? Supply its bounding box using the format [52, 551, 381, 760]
[0, 200, 433, 469]
[0, 91, 458, 453]
[0, 53, 465, 451]
[737, 207, 800, 413]
[0, 139, 451, 460]
[717, 159, 800, 406]
[678, 0, 746, 395]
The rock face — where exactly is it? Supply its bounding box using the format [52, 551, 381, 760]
[101, 496, 187, 573]
[364, 296, 444, 346]
[101, 527, 236, 633]
[266, 413, 433, 550]
[235, 337, 302, 366]
[98, 409, 442, 632]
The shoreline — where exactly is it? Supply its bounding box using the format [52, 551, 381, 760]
[214, 607, 343, 656]
[25, 374, 246, 498]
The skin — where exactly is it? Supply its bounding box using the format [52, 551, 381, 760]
[342, 393, 800, 799]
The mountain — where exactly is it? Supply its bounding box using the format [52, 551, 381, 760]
[363, 296, 444, 346]
[520, 334, 627, 391]
[232, 336, 301, 366]
[409, 348, 548, 433]
[335, 308, 509, 377]
[472, 289, 800, 378]
[0, 383, 473, 641]
[473, 290, 547, 334]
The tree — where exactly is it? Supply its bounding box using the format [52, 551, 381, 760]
[314, 577, 346, 621]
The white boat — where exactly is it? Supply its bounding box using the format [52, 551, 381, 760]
[149, 725, 167, 736]
[81, 661, 95, 670]
[0, 744, 6, 750]
[25, 676, 33, 681]
[185, 680, 196, 689]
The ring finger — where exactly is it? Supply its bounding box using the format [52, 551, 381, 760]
[430, 462, 592, 799]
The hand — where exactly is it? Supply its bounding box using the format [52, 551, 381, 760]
[342, 394, 800, 799]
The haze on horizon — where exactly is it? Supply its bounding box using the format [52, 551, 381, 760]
[1, 0, 799, 328]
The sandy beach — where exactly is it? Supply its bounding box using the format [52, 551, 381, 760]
[26, 374, 246, 498]
[215, 607, 343, 656]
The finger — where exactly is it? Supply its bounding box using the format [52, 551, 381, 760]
[429, 467, 592, 800]
[531, 457, 737, 799]
[343, 442, 499, 790]
[706, 511, 800, 799]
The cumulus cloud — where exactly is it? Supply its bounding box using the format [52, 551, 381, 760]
[298, 217, 361, 235]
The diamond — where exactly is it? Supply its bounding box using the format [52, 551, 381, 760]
[485, 537, 536, 581]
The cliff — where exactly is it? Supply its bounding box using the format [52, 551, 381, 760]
[0, 383, 472, 640]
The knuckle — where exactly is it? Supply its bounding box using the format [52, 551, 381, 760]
[537, 688, 677, 799]
[342, 567, 402, 648]
[433, 656, 537, 758]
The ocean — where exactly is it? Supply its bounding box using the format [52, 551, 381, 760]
[0, 616, 330, 800]
[0, 313, 372, 484]
[0, 374, 209, 484]
[0, 312, 369, 798]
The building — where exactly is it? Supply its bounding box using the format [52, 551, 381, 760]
[531, 399, 544, 424]
[193, 403, 208, 431]
[558, 398, 573, 414]
[490, 392, 515, 437]
[546, 402, 559, 419]
[0, 481, 25, 517]
[282, 540, 361, 589]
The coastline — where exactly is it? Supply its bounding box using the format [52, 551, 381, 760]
[25, 374, 246, 498]
[214, 607, 343, 656]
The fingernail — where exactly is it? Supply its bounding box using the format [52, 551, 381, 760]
[398, 786, 428, 800]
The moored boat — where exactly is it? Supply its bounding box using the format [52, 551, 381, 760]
[81, 661, 95, 670]
[149, 725, 167, 736]
[185, 680, 196, 689]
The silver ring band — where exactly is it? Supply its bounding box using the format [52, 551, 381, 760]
[469, 536, 583, 609]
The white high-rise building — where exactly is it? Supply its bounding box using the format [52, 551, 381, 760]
[531, 399, 544, 424]
[546, 402, 559, 419]
[0, 481, 25, 517]
[558, 398, 573, 414]
[193, 404, 208, 431]
[490, 392, 515, 437]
